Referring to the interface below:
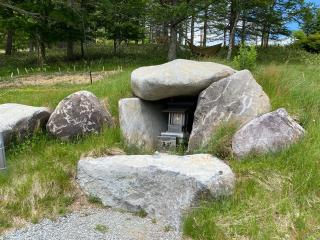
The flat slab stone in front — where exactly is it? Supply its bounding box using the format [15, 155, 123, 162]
[232, 108, 305, 158]
[119, 98, 167, 151]
[188, 70, 271, 151]
[47, 91, 113, 140]
[77, 154, 235, 230]
[131, 59, 236, 101]
[0, 103, 51, 145]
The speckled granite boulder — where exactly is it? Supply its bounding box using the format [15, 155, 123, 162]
[0, 103, 51, 145]
[188, 70, 271, 151]
[232, 108, 305, 158]
[47, 91, 113, 140]
[119, 98, 167, 151]
[77, 153, 235, 230]
[131, 59, 236, 101]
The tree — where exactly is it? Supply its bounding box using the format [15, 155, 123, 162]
[96, 0, 146, 54]
[148, 0, 215, 61]
[302, 7, 320, 35]
[227, 0, 239, 60]
[0, 0, 26, 55]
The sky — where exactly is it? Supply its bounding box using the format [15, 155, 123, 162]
[288, 0, 320, 30]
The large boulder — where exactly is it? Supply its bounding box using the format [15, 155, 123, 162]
[0, 103, 51, 145]
[188, 70, 271, 151]
[232, 108, 305, 158]
[77, 153, 235, 230]
[119, 98, 167, 151]
[47, 91, 113, 140]
[131, 59, 236, 101]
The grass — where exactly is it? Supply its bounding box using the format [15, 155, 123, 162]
[0, 43, 173, 80]
[183, 63, 320, 239]
[0, 45, 320, 239]
[0, 66, 133, 232]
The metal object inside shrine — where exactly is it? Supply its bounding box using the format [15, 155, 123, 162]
[158, 99, 196, 150]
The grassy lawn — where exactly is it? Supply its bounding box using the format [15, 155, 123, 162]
[0, 46, 320, 239]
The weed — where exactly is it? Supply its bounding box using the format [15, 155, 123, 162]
[95, 224, 109, 233]
[88, 196, 103, 205]
[134, 209, 148, 218]
[163, 225, 173, 232]
[233, 44, 257, 70]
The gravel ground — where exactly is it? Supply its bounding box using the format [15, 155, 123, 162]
[1, 209, 182, 240]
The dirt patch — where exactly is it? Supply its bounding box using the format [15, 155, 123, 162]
[0, 69, 122, 88]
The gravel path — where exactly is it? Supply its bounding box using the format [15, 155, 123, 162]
[2, 209, 182, 240]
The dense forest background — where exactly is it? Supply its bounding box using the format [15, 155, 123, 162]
[0, 0, 319, 63]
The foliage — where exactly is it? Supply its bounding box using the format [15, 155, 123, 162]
[302, 7, 320, 35]
[233, 44, 257, 70]
[293, 30, 320, 53]
[97, 0, 146, 52]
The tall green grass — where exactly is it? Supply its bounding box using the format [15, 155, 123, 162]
[183, 63, 320, 239]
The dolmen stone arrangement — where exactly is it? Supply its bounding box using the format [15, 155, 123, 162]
[78, 59, 305, 230]
[118, 59, 305, 155]
[0, 59, 306, 231]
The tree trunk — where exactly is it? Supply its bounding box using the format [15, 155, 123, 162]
[223, 27, 227, 47]
[202, 8, 208, 47]
[184, 20, 188, 45]
[191, 15, 195, 45]
[114, 39, 121, 54]
[113, 39, 117, 54]
[241, 18, 246, 45]
[5, 29, 14, 55]
[67, 40, 74, 60]
[29, 38, 35, 53]
[227, 0, 239, 60]
[66, 0, 74, 59]
[40, 41, 46, 62]
[227, 23, 237, 60]
[37, 37, 46, 65]
[178, 26, 183, 45]
[168, 24, 177, 61]
[80, 39, 84, 58]
[262, 28, 270, 48]
[149, 25, 153, 44]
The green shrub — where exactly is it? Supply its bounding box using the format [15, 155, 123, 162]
[293, 30, 320, 53]
[233, 44, 257, 70]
